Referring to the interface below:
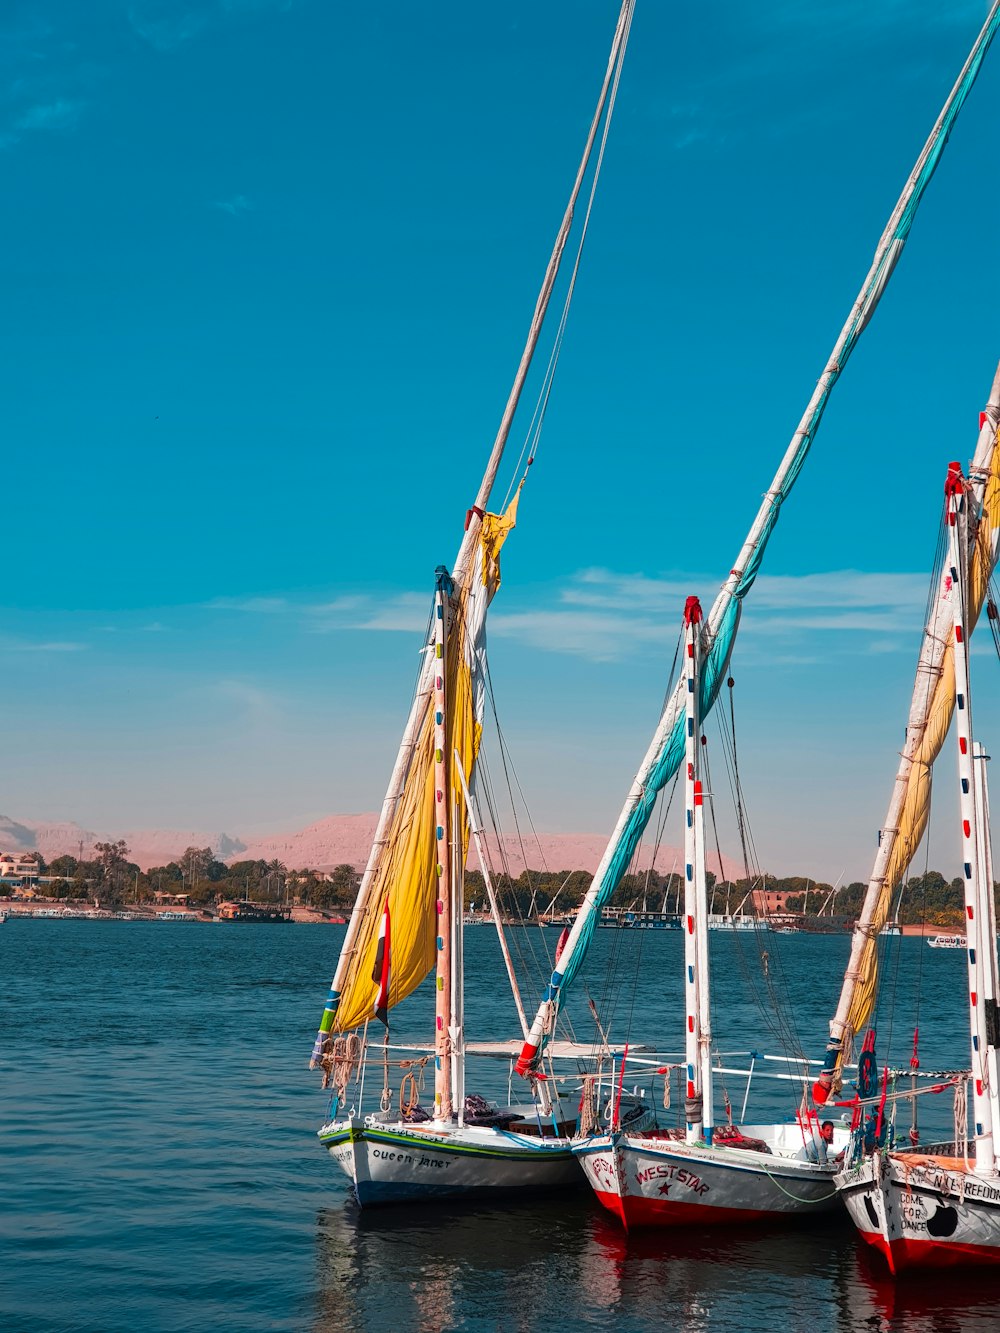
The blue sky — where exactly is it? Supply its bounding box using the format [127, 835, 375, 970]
[2, 0, 1000, 881]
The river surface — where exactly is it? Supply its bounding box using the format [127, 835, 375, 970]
[2, 920, 996, 1332]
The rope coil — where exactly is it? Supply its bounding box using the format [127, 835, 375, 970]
[320, 1031, 363, 1097]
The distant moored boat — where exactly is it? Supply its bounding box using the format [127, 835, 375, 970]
[217, 900, 291, 923]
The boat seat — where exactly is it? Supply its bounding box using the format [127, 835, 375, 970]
[712, 1125, 771, 1154]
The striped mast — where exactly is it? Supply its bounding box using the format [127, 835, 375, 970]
[432, 567, 455, 1122]
[949, 467, 997, 1174]
[973, 740, 1000, 1170]
[813, 364, 1000, 1104]
[514, 3, 1000, 1077]
[682, 596, 713, 1142]
[309, 0, 635, 1062]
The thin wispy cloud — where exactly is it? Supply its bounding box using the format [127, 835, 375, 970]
[489, 608, 666, 663]
[560, 567, 928, 616]
[0, 636, 87, 653]
[215, 194, 252, 216]
[306, 594, 427, 634]
[128, 0, 297, 53]
[197, 567, 933, 663]
[0, 97, 86, 151]
[206, 592, 424, 632]
[205, 595, 290, 613]
[16, 99, 84, 132]
[127, 5, 211, 52]
[646, 1, 984, 156]
[211, 678, 284, 725]
[491, 568, 934, 662]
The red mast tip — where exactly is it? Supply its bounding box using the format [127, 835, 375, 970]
[944, 461, 964, 496]
[684, 596, 703, 626]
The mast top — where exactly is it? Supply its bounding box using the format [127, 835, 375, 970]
[684, 596, 703, 626]
[945, 460, 965, 499]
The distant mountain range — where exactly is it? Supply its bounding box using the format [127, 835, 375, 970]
[0, 811, 743, 881]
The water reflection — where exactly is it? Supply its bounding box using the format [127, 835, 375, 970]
[316, 1196, 1000, 1333]
[842, 1245, 1000, 1333]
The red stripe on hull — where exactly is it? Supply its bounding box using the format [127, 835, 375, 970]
[592, 1187, 773, 1230]
[858, 1226, 1000, 1273]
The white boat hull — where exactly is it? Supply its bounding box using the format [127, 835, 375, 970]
[838, 1151, 1000, 1271]
[319, 1115, 581, 1207]
[574, 1126, 841, 1229]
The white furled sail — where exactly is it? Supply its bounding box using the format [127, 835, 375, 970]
[814, 364, 1000, 1102]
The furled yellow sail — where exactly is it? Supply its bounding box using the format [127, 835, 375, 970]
[329, 494, 518, 1033]
[828, 420, 1000, 1087]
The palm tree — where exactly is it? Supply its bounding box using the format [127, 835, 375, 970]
[266, 859, 287, 901]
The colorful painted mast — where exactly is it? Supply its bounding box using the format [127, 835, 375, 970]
[682, 596, 713, 1142]
[948, 469, 999, 1174]
[432, 567, 454, 1122]
[814, 366, 1000, 1103]
[449, 771, 466, 1126]
[515, 4, 1000, 1077]
[972, 740, 1000, 1171]
[310, 0, 635, 1060]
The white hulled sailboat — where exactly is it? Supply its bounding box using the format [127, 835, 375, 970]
[835, 425, 1000, 1271]
[569, 594, 846, 1226]
[511, 3, 1000, 1229]
[309, 0, 648, 1208]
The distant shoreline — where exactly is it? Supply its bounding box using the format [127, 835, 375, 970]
[1, 904, 965, 934]
[0, 903, 343, 924]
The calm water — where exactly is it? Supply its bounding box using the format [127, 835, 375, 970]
[2, 920, 997, 1332]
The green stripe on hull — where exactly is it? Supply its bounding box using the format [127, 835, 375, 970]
[319, 1124, 572, 1163]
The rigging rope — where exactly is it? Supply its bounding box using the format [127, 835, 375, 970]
[706, 677, 809, 1088]
[501, 1, 636, 507]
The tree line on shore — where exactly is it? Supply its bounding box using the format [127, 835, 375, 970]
[0, 843, 362, 912]
[0, 846, 981, 927]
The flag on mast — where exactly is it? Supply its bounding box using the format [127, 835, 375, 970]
[372, 899, 391, 1027]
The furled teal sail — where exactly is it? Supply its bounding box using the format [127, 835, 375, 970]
[514, 2, 1000, 1074]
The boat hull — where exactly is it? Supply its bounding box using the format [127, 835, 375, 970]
[320, 1116, 582, 1207]
[838, 1152, 1000, 1272]
[574, 1130, 840, 1230]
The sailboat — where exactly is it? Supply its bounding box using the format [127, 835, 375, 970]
[833, 417, 1000, 1271]
[508, 5, 1000, 1228]
[309, 0, 650, 1208]
[812, 364, 1000, 1113]
[878, 889, 903, 938]
[513, 0, 1000, 1089]
[569, 594, 847, 1226]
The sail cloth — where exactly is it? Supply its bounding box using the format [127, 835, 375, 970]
[319, 494, 519, 1036]
[514, 4, 1000, 1073]
[817, 393, 1000, 1095]
[555, 5, 1000, 998]
[310, 0, 636, 1068]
